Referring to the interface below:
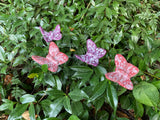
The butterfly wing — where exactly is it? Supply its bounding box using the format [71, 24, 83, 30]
[105, 71, 133, 90]
[126, 63, 139, 77]
[32, 55, 58, 72]
[48, 42, 59, 57]
[39, 26, 52, 42]
[95, 48, 106, 59]
[87, 39, 97, 54]
[115, 54, 139, 77]
[55, 52, 68, 65]
[48, 42, 68, 65]
[52, 24, 62, 40]
[115, 54, 127, 71]
[75, 54, 99, 66]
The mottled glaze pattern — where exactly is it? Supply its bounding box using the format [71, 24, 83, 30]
[75, 39, 106, 66]
[105, 54, 139, 90]
[39, 24, 62, 42]
[32, 42, 68, 72]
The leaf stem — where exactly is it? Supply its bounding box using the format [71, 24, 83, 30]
[143, 71, 160, 80]
[79, 2, 91, 22]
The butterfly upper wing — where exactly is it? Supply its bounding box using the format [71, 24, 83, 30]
[32, 55, 58, 72]
[39, 26, 52, 42]
[105, 71, 133, 90]
[48, 42, 68, 65]
[87, 39, 97, 54]
[115, 54, 128, 71]
[48, 42, 60, 57]
[115, 54, 139, 77]
[55, 52, 68, 65]
[75, 53, 99, 66]
[95, 48, 106, 59]
[126, 63, 139, 77]
[52, 24, 62, 40]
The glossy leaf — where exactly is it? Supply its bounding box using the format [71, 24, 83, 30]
[63, 96, 72, 114]
[20, 94, 36, 104]
[68, 115, 80, 120]
[89, 80, 107, 102]
[133, 82, 159, 106]
[49, 98, 64, 117]
[106, 83, 118, 116]
[8, 103, 28, 120]
[29, 103, 36, 120]
[69, 89, 89, 101]
[0, 46, 5, 61]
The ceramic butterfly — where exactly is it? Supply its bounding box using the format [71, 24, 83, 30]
[32, 42, 68, 72]
[75, 39, 106, 66]
[39, 24, 62, 42]
[105, 54, 139, 90]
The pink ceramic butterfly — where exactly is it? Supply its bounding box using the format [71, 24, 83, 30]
[39, 24, 62, 42]
[75, 39, 106, 66]
[105, 54, 139, 90]
[32, 42, 68, 72]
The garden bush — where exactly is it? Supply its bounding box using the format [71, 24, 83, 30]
[0, 0, 160, 120]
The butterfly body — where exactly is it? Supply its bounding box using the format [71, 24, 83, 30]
[39, 25, 62, 42]
[75, 39, 106, 66]
[32, 42, 68, 72]
[105, 54, 139, 90]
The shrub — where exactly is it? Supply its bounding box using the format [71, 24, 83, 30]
[0, 0, 160, 119]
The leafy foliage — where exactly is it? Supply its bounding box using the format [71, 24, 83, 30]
[0, 0, 160, 119]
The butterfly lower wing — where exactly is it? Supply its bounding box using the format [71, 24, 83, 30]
[32, 56, 58, 72]
[52, 24, 62, 40]
[39, 26, 52, 42]
[75, 54, 99, 66]
[126, 63, 139, 77]
[55, 52, 68, 65]
[105, 71, 133, 90]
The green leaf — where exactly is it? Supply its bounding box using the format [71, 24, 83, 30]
[133, 82, 159, 106]
[71, 101, 83, 116]
[151, 113, 160, 120]
[69, 89, 89, 101]
[0, 46, 5, 62]
[89, 80, 107, 102]
[134, 101, 144, 117]
[0, 65, 8, 74]
[44, 73, 55, 87]
[105, 7, 112, 19]
[97, 110, 109, 120]
[68, 115, 80, 120]
[54, 75, 62, 90]
[20, 94, 36, 104]
[42, 64, 48, 72]
[49, 97, 64, 117]
[46, 88, 65, 99]
[95, 66, 107, 75]
[12, 56, 26, 67]
[8, 103, 28, 120]
[63, 96, 72, 114]
[93, 96, 105, 112]
[90, 0, 95, 6]
[29, 103, 35, 120]
[70, 66, 93, 72]
[113, 30, 123, 45]
[0, 99, 14, 111]
[106, 83, 118, 116]
[44, 118, 61, 120]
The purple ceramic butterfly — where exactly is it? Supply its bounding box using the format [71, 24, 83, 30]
[75, 39, 106, 66]
[39, 24, 62, 42]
